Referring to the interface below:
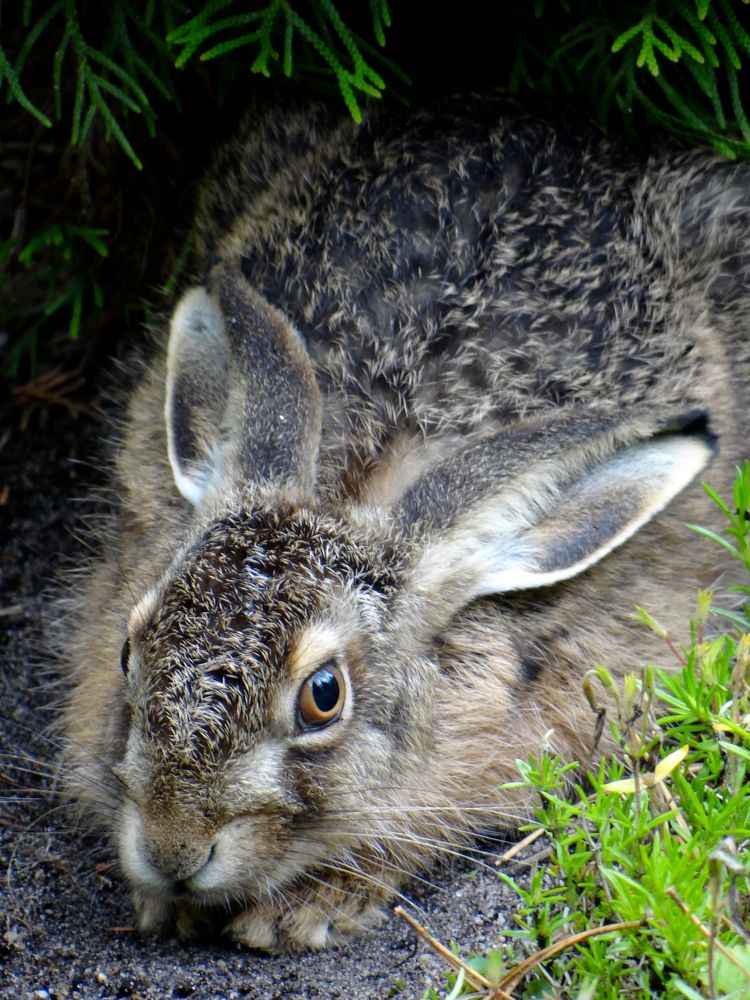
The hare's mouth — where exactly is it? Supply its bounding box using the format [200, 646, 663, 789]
[120, 821, 296, 911]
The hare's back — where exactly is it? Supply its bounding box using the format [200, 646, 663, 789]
[206, 97, 749, 445]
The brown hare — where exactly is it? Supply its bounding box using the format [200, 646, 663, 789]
[60, 94, 750, 951]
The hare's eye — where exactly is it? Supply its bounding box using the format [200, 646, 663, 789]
[297, 662, 345, 729]
[120, 638, 131, 677]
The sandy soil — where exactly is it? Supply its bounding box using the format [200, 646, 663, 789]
[0, 411, 523, 1000]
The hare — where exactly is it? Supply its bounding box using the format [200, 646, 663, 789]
[60, 94, 750, 952]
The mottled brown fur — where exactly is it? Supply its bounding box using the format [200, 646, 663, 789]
[59, 94, 750, 951]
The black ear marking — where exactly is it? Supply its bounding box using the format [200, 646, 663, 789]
[658, 408, 714, 440]
[120, 638, 131, 677]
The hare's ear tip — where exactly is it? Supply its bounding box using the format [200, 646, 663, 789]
[170, 286, 219, 336]
[658, 408, 718, 473]
[168, 285, 227, 367]
[661, 407, 716, 444]
[176, 285, 212, 310]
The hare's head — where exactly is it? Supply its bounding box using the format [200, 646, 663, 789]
[117, 502, 396, 914]
[114, 258, 715, 926]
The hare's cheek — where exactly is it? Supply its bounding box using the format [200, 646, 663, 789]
[118, 801, 173, 896]
[112, 691, 133, 757]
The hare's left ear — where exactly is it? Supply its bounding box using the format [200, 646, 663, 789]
[165, 287, 232, 504]
[393, 412, 715, 621]
[165, 261, 322, 505]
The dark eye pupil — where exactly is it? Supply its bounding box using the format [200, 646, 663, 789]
[311, 669, 339, 713]
[120, 638, 130, 676]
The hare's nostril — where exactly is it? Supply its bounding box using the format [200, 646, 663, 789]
[142, 837, 216, 885]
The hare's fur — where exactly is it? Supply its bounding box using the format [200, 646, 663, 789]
[61, 95, 750, 951]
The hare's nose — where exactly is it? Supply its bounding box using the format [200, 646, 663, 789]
[145, 840, 216, 885]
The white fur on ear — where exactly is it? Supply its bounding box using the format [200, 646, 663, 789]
[411, 432, 714, 601]
[164, 287, 231, 505]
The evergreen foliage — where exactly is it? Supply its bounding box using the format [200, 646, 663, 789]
[2, 2, 749, 382]
[2, 2, 748, 166]
[167, 0, 403, 123]
[1, 1, 400, 169]
[1, 223, 108, 378]
[507, 0, 750, 158]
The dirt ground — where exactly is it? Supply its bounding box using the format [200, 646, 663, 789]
[0, 409, 524, 1000]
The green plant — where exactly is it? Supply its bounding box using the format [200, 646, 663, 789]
[1, 3, 405, 385]
[4, 2, 750, 393]
[6, 0, 179, 170]
[688, 460, 750, 631]
[422, 463, 750, 997]
[2, 1, 402, 169]
[167, 0, 404, 122]
[2, 223, 108, 379]
[507, 0, 750, 158]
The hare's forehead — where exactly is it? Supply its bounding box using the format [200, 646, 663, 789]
[129, 578, 330, 760]
[144, 509, 351, 623]
[127, 514, 366, 748]
[136, 535, 330, 675]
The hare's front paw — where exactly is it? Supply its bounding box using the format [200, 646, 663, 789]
[227, 903, 287, 951]
[132, 889, 172, 934]
[226, 878, 389, 952]
[132, 890, 216, 941]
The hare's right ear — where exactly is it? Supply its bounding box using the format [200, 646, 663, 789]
[165, 262, 322, 505]
[390, 412, 716, 637]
